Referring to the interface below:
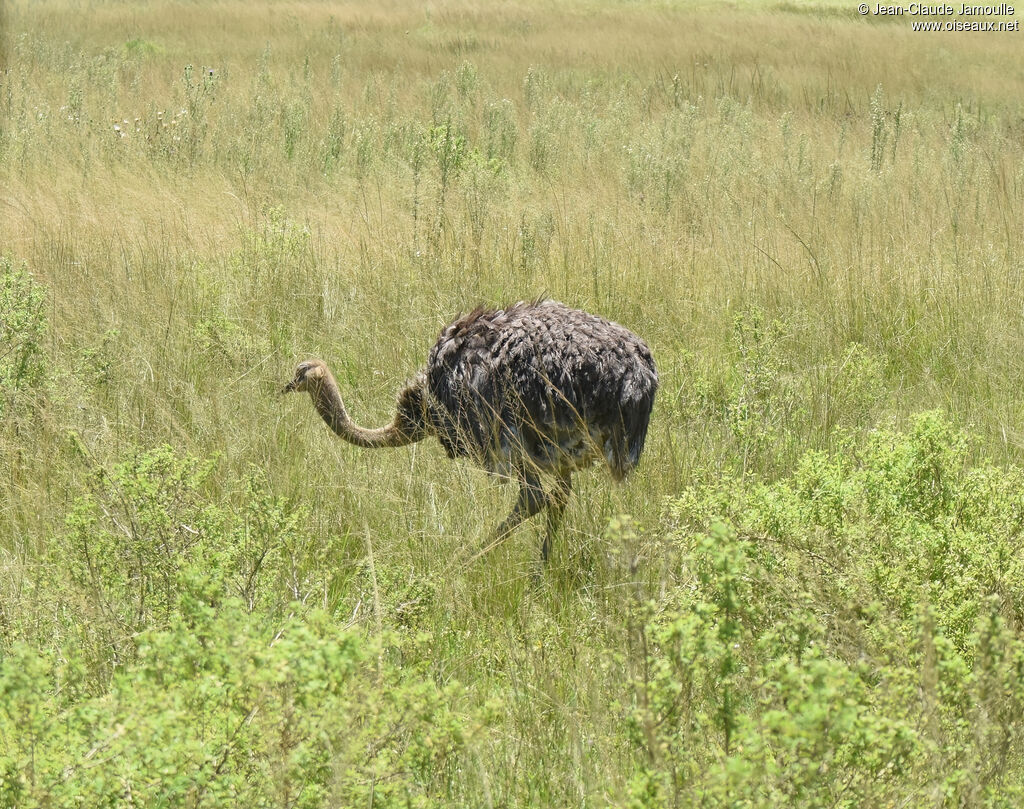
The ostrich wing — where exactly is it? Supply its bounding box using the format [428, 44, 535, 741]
[424, 301, 657, 478]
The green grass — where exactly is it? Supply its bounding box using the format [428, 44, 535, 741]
[2, 0, 1024, 805]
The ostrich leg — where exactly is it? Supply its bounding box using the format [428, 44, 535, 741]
[494, 468, 547, 541]
[541, 472, 572, 562]
[491, 469, 573, 563]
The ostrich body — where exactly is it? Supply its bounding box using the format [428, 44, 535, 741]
[285, 300, 658, 561]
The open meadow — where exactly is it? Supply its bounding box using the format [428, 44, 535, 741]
[3, 0, 1024, 805]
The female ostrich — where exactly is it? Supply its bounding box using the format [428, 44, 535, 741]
[285, 299, 658, 562]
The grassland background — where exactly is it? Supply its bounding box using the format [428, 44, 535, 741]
[3, 0, 1024, 806]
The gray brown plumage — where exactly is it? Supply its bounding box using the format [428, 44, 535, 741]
[285, 299, 658, 561]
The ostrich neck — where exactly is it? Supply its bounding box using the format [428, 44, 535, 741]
[310, 372, 413, 449]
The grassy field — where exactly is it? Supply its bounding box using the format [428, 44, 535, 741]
[3, 0, 1024, 805]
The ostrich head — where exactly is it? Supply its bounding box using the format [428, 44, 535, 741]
[284, 360, 327, 394]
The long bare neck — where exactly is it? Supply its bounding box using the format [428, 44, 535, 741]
[308, 369, 416, 449]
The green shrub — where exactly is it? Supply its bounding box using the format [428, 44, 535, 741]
[632, 413, 1024, 807]
[0, 602, 467, 808]
[0, 256, 47, 400]
[1, 441, 472, 808]
[49, 444, 342, 682]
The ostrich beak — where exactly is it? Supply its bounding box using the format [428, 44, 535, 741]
[285, 362, 314, 393]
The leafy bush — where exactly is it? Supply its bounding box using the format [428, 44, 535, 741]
[0, 601, 467, 808]
[1, 442, 473, 808]
[48, 444, 342, 682]
[631, 413, 1024, 807]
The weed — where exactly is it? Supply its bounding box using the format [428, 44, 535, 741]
[0, 257, 47, 401]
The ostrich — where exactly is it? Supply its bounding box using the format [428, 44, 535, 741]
[284, 299, 658, 562]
